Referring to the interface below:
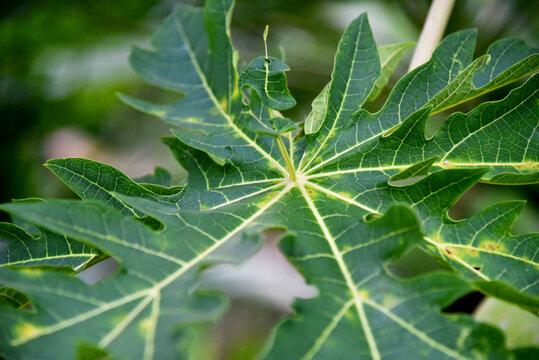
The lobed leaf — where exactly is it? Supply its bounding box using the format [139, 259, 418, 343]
[239, 56, 296, 111]
[0, 198, 260, 359]
[1, 1, 538, 359]
[427, 38, 539, 114]
[45, 158, 182, 217]
[0, 222, 95, 271]
[134, 167, 173, 187]
[306, 41, 414, 135]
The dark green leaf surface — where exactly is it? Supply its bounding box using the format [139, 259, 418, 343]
[46, 158, 182, 216]
[1, 0, 538, 359]
[239, 56, 296, 111]
[427, 38, 539, 114]
[0, 287, 30, 309]
[428, 75, 539, 184]
[300, 13, 381, 170]
[0, 198, 264, 359]
[134, 167, 173, 187]
[306, 41, 414, 134]
[0, 222, 95, 271]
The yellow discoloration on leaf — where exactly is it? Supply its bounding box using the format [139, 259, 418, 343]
[110, 313, 128, 328]
[150, 110, 166, 117]
[305, 188, 318, 197]
[209, 107, 221, 116]
[344, 308, 356, 321]
[479, 240, 505, 253]
[185, 117, 203, 124]
[338, 191, 353, 199]
[232, 85, 241, 97]
[357, 290, 368, 300]
[440, 160, 453, 168]
[16, 324, 43, 341]
[518, 160, 538, 170]
[139, 317, 154, 335]
[19, 268, 44, 277]
[382, 295, 397, 308]
[219, 97, 228, 110]
[261, 191, 282, 203]
[456, 328, 471, 348]
[450, 246, 479, 258]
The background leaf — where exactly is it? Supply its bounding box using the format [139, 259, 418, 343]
[367, 42, 415, 103]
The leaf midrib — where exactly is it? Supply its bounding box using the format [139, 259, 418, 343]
[301, 179, 496, 284]
[298, 16, 366, 172]
[302, 60, 538, 177]
[439, 87, 539, 162]
[302, 161, 537, 179]
[296, 178, 478, 360]
[297, 181, 381, 360]
[9, 185, 294, 348]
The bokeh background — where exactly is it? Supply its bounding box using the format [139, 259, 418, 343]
[1, 0, 538, 358]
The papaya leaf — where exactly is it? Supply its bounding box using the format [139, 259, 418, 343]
[427, 38, 539, 114]
[45, 158, 183, 216]
[0, 286, 30, 309]
[306, 41, 414, 134]
[367, 42, 415, 103]
[239, 56, 296, 111]
[0, 222, 95, 271]
[134, 167, 173, 187]
[304, 82, 329, 135]
[1, 1, 538, 359]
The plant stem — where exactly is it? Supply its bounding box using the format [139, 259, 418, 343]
[276, 136, 296, 181]
[264, 25, 270, 93]
[408, 0, 456, 72]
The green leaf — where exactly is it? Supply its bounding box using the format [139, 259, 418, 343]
[300, 13, 381, 169]
[304, 82, 329, 135]
[1, 2, 538, 359]
[305, 41, 414, 135]
[389, 156, 437, 184]
[45, 158, 182, 217]
[202, 0, 240, 114]
[270, 117, 298, 134]
[433, 201, 539, 309]
[0, 199, 242, 359]
[0, 222, 95, 271]
[303, 75, 539, 296]
[239, 56, 296, 111]
[0, 287, 30, 309]
[428, 74, 539, 184]
[134, 167, 172, 187]
[427, 38, 539, 114]
[119, 3, 287, 171]
[367, 42, 415, 102]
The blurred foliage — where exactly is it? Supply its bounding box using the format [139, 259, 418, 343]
[1, 0, 538, 358]
[1, 0, 175, 208]
[475, 297, 539, 348]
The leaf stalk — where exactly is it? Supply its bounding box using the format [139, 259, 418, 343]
[408, 0, 455, 71]
[276, 135, 296, 181]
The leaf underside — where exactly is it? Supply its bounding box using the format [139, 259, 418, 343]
[1, 1, 538, 359]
